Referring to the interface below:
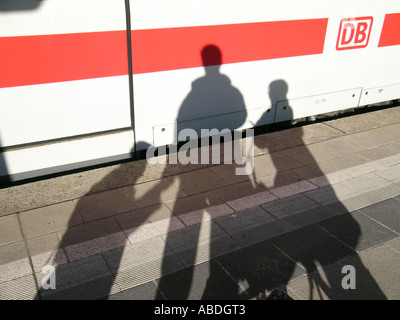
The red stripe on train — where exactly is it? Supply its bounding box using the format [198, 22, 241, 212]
[378, 13, 400, 47]
[0, 31, 128, 88]
[131, 19, 328, 74]
[0, 19, 328, 88]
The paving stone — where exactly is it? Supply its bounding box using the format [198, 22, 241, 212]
[270, 180, 317, 198]
[58, 217, 127, 261]
[167, 168, 228, 196]
[116, 203, 175, 230]
[352, 245, 400, 299]
[0, 214, 23, 245]
[372, 123, 400, 143]
[252, 152, 302, 179]
[308, 136, 364, 158]
[318, 211, 398, 252]
[73, 187, 136, 222]
[376, 154, 400, 168]
[344, 130, 396, 149]
[256, 170, 303, 190]
[166, 191, 225, 215]
[209, 163, 253, 183]
[284, 144, 335, 165]
[308, 171, 353, 188]
[386, 238, 400, 253]
[300, 123, 344, 144]
[358, 199, 400, 234]
[305, 183, 374, 215]
[177, 204, 233, 226]
[125, 216, 185, 243]
[261, 194, 332, 229]
[357, 145, 399, 162]
[19, 201, 81, 238]
[132, 178, 185, 209]
[270, 224, 356, 273]
[374, 164, 400, 183]
[213, 180, 265, 203]
[26, 233, 67, 272]
[58, 217, 122, 244]
[215, 206, 290, 246]
[337, 173, 392, 196]
[226, 191, 277, 211]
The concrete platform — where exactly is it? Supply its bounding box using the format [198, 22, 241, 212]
[1, 106, 400, 300]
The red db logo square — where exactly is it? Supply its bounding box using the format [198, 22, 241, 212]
[336, 17, 373, 50]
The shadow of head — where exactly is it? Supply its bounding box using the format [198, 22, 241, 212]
[269, 79, 289, 107]
[201, 44, 222, 71]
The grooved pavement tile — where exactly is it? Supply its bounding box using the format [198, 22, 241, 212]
[0, 274, 38, 300]
[156, 260, 240, 300]
[103, 237, 185, 291]
[106, 281, 164, 300]
[161, 221, 240, 266]
[36, 254, 115, 300]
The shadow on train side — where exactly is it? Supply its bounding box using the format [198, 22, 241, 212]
[36, 45, 387, 300]
[0, 0, 43, 11]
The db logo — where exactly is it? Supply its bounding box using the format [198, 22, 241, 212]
[336, 17, 373, 50]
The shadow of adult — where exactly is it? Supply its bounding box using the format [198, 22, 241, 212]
[155, 44, 253, 299]
[177, 44, 247, 135]
[223, 79, 387, 299]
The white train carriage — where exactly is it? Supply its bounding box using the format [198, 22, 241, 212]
[1, 0, 400, 184]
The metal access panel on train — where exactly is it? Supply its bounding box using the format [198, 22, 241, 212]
[275, 88, 362, 122]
